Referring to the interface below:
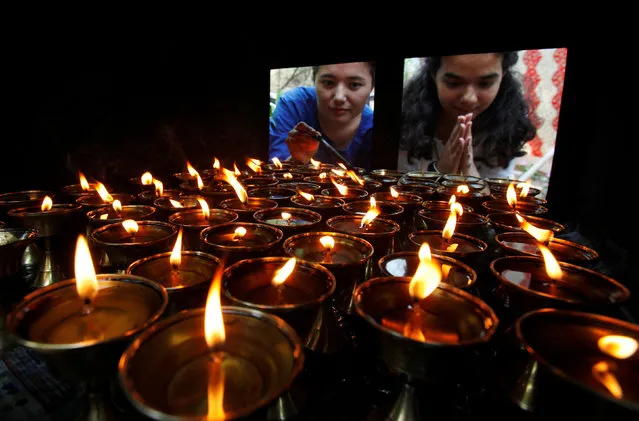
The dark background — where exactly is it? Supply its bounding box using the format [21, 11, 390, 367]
[3, 27, 635, 299]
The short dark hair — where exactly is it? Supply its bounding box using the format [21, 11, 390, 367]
[312, 62, 376, 86]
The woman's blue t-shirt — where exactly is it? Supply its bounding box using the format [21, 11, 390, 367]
[269, 86, 374, 170]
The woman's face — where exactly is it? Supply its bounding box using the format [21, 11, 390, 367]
[314, 62, 374, 125]
[434, 53, 504, 121]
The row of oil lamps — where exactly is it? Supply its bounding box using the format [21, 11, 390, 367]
[0, 158, 637, 421]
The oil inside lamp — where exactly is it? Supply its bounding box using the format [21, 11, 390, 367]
[205, 262, 226, 420]
[592, 335, 638, 399]
[320, 235, 335, 263]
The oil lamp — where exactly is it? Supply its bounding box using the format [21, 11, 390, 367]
[5, 234, 168, 421]
[279, 182, 321, 194]
[248, 186, 297, 206]
[8, 196, 84, 287]
[91, 219, 179, 273]
[128, 171, 156, 193]
[320, 178, 368, 202]
[153, 195, 201, 221]
[200, 222, 284, 266]
[217, 167, 278, 222]
[253, 207, 322, 240]
[290, 191, 344, 229]
[168, 198, 239, 250]
[118, 263, 304, 420]
[127, 227, 222, 313]
[60, 172, 102, 201]
[353, 244, 499, 421]
[137, 178, 180, 205]
[487, 212, 565, 235]
[76, 182, 136, 212]
[497, 309, 638, 419]
[0, 227, 37, 279]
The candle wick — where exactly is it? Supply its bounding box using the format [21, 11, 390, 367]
[82, 298, 94, 316]
[172, 263, 179, 271]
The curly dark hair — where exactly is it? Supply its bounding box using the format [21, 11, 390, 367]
[400, 52, 536, 169]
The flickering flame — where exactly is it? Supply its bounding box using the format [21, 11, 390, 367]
[446, 243, 459, 252]
[310, 158, 320, 169]
[170, 199, 183, 208]
[331, 178, 348, 195]
[538, 244, 562, 280]
[448, 195, 457, 206]
[320, 172, 328, 179]
[271, 157, 282, 169]
[74, 234, 99, 304]
[450, 202, 464, 216]
[198, 198, 210, 219]
[320, 236, 335, 250]
[233, 227, 247, 239]
[272, 258, 296, 286]
[122, 219, 139, 234]
[196, 174, 204, 190]
[456, 185, 470, 194]
[233, 163, 241, 175]
[79, 172, 90, 191]
[409, 243, 442, 300]
[298, 190, 314, 201]
[204, 261, 226, 348]
[592, 361, 623, 399]
[213, 157, 220, 169]
[390, 186, 399, 198]
[99, 214, 108, 220]
[281, 212, 292, 222]
[112, 200, 122, 213]
[203, 263, 226, 421]
[346, 170, 364, 185]
[517, 180, 531, 197]
[331, 169, 346, 177]
[170, 228, 183, 267]
[246, 158, 262, 173]
[442, 210, 457, 241]
[153, 179, 164, 196]
[507, 182, 517, 208]
[41, 196, 53, 211]
[141, 172, 153, 185]
[360, 198, 380, 227]
[221, 168, 248, 204]
[283, 172, 293, 179]
[96, 182, 113, 203]
[598, 335, 638, 359]
[338, 163, 348, 170]
[516, 214, 554, 243]
[186, 161, 199, 178]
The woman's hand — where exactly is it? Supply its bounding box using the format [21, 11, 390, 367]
[458, 120, 480, 177]
[285, 122, 320, 164]
[437, 114, 471, 174]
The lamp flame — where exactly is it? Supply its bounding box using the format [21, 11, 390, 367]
[272, 157, 282, 169]
[517, 180, 531, 197]
[122, 220, 139, 234]
[283, 172, 293, 179]
[390, 186, 399, 198]
[320, 172, 329, 179]
[346, 170, 364, 185]
[409, 243, 442, 301]
[96, 182, 113, 203]
[310, 158, 320, 169]
[169, 199, 183, 208]
[74, 234, 99, 304]
[298, 190, 314, 201]
[338, 163, 348, 171]
[320, 236, 334, 250]
[99, 214, 108, 220]
[442, 209, 458, 241]
[592, 361, 623, 399]
[456, 185, 469, 195]
[153, 179, 163, 196]
[281, 212, 292, 222]
[79, 172, 90, 191]
[233, 163, 241, 176]
[170, 227, 183, 268]
[538, 244, 562, 280]
[197, 198, 210, 219]
[330, 169, 345, 177]
[272, 258, 296, 286]
[598, 335, 638, 359]
[247, 158, 262, 173]
[507, 182, 517, 208]
[196, 174, 204, 190]
[186, 161, 199, 178]
[204, 263, 226, 419]
[331, 178, 348, 195]
[41, 196, 53, 211]
[112, 200, 122, 213]
[516, 214, 554, 243]
[141, 172, 153, 185]
[233, 227, 247, 239]
[213, 157, 220, 169]
[221, 168, 248, 204]
[360, 199, 380, 227]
